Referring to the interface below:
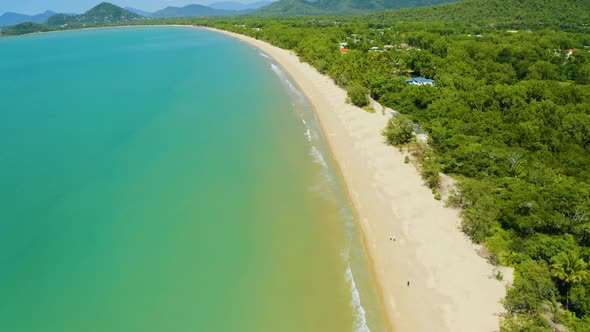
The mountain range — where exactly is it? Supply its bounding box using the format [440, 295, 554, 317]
[0, 10, 59, 26]
[254, 0, 458, 15]
[208, 1, 274, 11]
[1, 1, 274, 25]
[124, 1, 273, 18]
[6, 0, 588, 30]
[368, 0, 590, 25]
[138, 1, 274, 18]
[151, 4, 237, 18]
[124, 7, 154, 17]
[2, 0, 458, 24]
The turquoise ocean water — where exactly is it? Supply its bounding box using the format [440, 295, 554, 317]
[0, 26, 385, 331]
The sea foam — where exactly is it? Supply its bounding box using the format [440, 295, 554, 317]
[258, 52, 272, 59]
[305, 129, 312, 142]
[346, 262, 371, 332]
[311, 146, 328, 169]
[270, 64, 304, 99]
[270, 59, 369, 331]
[341, 248, 371, 332]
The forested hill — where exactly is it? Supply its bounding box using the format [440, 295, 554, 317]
[255, 0, 458, 15]
[47, 2, 144, 26]
[370, 0, 590, 25]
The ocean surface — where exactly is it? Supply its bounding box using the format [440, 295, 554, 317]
[0, 26, 386, 332]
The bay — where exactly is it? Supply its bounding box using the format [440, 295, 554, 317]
[0, 26, 385, 332]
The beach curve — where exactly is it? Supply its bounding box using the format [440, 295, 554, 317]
[202, 26, 510, 332]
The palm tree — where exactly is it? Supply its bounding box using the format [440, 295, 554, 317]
[550, 250, 590, 310]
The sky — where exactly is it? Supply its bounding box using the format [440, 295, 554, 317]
[0, 0, 266, 15]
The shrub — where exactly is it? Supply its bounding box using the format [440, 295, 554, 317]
[421, 155, 442, 189]
[382, 115, 414, 145]
[347, 82, 370, 107]
[504, 260, 555, 314]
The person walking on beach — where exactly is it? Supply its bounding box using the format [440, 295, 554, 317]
[407, 281, 410, 287]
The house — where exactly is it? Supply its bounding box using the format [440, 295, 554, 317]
[387, 108, 399, 117]
[416, 133, 429, 144]
[406, 77, 435, 85]
[412, 124, 428, 144]
[339, 42, 348, 49]
[339, 48, 350, 54]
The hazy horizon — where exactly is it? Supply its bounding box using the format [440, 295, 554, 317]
[0, 0, 274, 15]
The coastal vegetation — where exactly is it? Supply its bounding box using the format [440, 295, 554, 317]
[193, 4, 590, 330]
[2, 0, 590, 330]
[1, 22, 56, 35]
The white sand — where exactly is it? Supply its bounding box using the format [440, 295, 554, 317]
[204, 27, 510, 332]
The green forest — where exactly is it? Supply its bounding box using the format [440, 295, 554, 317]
[190, 9, 590, 331]
[3, 0, 590, 330]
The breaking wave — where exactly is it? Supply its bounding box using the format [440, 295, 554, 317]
[311, 146, 328, 169]
[305, 129, 312, 142]
[270, 64, 304, 99]
[269, 58, 370, 332]
[343, 250, 371, 332]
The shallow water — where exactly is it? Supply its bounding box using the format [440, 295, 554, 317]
[0, 26, 386, 332]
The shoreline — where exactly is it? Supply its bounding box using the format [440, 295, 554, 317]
[203, 27, 510, 331]
[8, 24, 511, 331]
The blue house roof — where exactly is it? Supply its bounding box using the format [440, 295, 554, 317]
[406, 77, 435, 84]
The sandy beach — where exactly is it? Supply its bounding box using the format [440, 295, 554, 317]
[203, 27, 510, 331]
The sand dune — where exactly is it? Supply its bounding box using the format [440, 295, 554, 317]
[206, 27, 511, 332]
